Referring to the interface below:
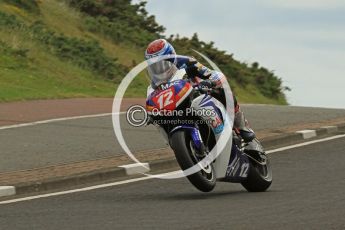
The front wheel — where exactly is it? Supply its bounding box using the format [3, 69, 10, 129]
[241, 150, 272, 192]
[170, 130, 216, 192]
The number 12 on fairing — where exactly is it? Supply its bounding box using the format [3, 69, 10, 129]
[239, 163, 249, 177]
[157, 90, 173, 109]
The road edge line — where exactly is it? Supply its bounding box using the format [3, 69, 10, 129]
[0, 112, 126, 130]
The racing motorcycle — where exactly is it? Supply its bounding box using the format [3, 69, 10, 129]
[145, 61, 272, 192]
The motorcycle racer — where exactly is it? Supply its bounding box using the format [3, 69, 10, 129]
[145, 38, 255, 143]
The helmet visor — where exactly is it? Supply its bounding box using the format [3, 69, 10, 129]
[147, 60, 178, 88]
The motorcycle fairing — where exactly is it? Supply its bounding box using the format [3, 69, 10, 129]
[244, 138, 265, 153]
[146, 77, 233, 180]
[190, 94, 232, 179]
[145, 80, 193, 113]
[191, 94, 225, 136]
[222, 144, 250, 183]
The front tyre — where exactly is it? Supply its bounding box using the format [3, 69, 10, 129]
[241, 150, 272, 192]
[170, 130, 216, 192]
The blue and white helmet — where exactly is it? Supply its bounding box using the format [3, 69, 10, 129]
[145, 39, 176, 60]
[145, 39, 177, 88]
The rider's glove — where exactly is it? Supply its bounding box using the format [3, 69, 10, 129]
[199, 79, 216, 89]
[185, 60, 199, 78]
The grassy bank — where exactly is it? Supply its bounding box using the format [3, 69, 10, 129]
[0, 0, 288, 104]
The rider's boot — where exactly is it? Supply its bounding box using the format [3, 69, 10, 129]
[234, 110, 256, 143]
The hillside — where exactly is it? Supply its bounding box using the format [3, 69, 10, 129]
[0, 0, 288, 104]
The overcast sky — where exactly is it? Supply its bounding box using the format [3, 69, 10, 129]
[144, 0, 345, 108]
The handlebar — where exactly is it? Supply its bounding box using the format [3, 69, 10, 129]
[193, 85, 216, 94]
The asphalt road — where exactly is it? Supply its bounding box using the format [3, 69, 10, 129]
[1, 136, 345, 229]
[0, 105, 344, 172]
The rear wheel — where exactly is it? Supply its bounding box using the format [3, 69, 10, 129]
[171, 130, 216, 192]
[241, 150, 272, 192]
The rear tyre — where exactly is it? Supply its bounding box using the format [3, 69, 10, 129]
[241, 151, 272, 192]
[171, 130, 216, 192]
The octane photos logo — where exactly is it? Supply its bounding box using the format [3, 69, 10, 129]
[126, 105, 147, 127]
[112, 52, 234, 179]
[126, 105, 216, 127]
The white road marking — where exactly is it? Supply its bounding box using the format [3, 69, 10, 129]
[0, 186, 16, 198]
[0, 112, 125, 130]
[0, 177, 150, 205]
[296, 129, 317, 139]
[119, 163, 150, 175]
[266, 134, 345, 154]
[1, 134, 345, 205]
